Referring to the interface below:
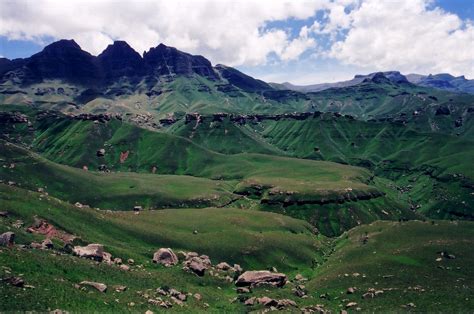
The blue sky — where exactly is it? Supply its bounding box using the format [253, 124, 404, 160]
[1, 0, 473, 84]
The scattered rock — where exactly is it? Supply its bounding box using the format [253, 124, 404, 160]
[362, 292, 374, 299]
[0, 232, 15, 247]
[345, 302, 357, 309]
[120, 264, 130, 271]
[295, 274, 308, 281]
[114, 285, 127, 292]
[187, 258, 207, 276]
[41, 238, 54, 249]
[277, 299, 297, 308]
[257, 296, 278, 306]
[233, 264, 243, 273]
[216, 262, 232, 271]
[153, 248, 178, 266]
[0, 211, 9, 217]
[237, 287, 251, 294]
[30, 242, 43, 249]
[79, 281, 107, 293]
[235, 270, 287, 287]
[133, 206, 142, 212]
[244, 297, 256, 306]
[293, 284, 307, 297]
[347, 287, 356, 294]
[3, 276, 24, 287]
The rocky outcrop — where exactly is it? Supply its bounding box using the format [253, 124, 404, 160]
[0, 232, 15, 247]
[235, 270, 287, 287]
[153, 248, 178, 266]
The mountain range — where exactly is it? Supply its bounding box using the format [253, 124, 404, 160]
[0, 39, 270, 91]
[274, 71, 474, 94]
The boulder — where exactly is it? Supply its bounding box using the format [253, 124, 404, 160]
[235, 270, 287, 287]
[73, 244, 105, 261]
[0, 232, 15, 247]
[79, 281, 107, 292]
[96, 148, 106, 157]
[153, 248, 178, 266]
[187, 258, 207, 276]
[216, 262, 232, 271]
[257, 296, 277, 306]
[120, 264, 130, 271]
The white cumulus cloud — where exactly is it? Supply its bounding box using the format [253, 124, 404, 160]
[0, 0, 328, 66]
[328, 0, 474, 77]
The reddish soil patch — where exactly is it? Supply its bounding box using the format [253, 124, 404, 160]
[120, 151, 129, 163]
[27, 219, 76, 243]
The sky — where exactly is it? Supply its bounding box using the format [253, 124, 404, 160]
[0, 0, 473, 85]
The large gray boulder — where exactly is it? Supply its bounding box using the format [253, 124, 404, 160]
[235, 270, 287, 287]
[73, 244, 105, 261]
[153, 248, 178, 266]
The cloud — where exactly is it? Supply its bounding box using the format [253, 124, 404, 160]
[0, 0, 328, 66]
[328, 0, 474, 77]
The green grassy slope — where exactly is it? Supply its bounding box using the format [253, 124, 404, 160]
[0, 108, 437, 235]
[0, 184, 327, 312]
[1, 185, 472, 312]
[306, 220, 474, 311]
[0, 141, 237, 210]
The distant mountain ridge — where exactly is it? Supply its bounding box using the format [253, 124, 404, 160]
[275, 71, 474, 94]
[0, 39, 271, 91]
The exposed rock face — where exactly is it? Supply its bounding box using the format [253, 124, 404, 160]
[215, 64, 271, 92]
[79, 281, 107, 292]
[24, 39, 100, 85]
[0, 232, 15, 246]
[153, 248, 178, 266]
[73, 244, 106, 261]
[143, 43, 217, 80]
[235, 270, 287, 287]
[97, 41, 145, 80]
